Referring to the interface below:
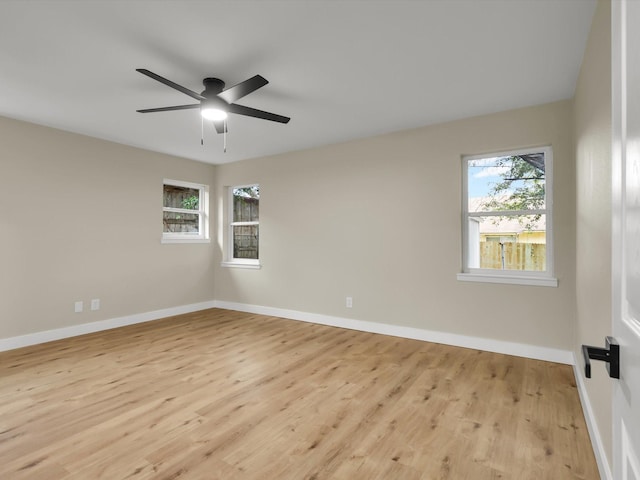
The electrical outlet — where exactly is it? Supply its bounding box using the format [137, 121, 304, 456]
[346, 296, 353, 308]
[90, 299, 100, 311]
[74, 301, 83, 313]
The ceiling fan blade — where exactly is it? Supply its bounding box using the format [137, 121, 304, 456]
[137, 104, 201, 113]
[227, 103, 290, 124]
[218, 75, 268, 104]
[136, 69, 205, 101]
[212, 120, 227, 134]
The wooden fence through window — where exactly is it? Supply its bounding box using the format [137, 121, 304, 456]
[480, 242, 546, 271]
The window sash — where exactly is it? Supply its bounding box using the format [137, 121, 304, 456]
[461, 146, 553, 279]
[227, 184, 260, 263]
[162, 180, 209, 242]
[230, 221, 259, 226]
[467, 209, 546, 218]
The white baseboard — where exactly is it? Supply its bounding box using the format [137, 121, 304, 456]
[573, 360, 613, 480]
[2, 299, 574, 366]
[0, 300, 217, 352]
[212, 300, 574, 365]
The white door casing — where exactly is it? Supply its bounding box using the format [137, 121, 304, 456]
[612, 1, 640, 478]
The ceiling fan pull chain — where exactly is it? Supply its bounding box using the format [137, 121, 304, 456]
[201, 116, 204, 146]
[224, 119, 227, 153]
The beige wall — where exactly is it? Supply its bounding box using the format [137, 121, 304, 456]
[214, 100, 576, 350]
[0, 116, 216, 338]
[0, 95, 578, 353]
[574, 0, 613, 467]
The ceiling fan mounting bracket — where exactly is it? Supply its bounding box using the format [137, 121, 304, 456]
[202, 78, 225, 96]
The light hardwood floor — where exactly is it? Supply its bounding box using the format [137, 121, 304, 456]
[0, 308, 599, 479]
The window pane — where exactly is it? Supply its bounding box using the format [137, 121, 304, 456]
[468, 215, 546, 271]
[233, 225, 258, 259]
[163, 212, 199, 233]
[164, 185, 200, 210]
[233, 186, 259, 222]
[468, 154, 545, 212]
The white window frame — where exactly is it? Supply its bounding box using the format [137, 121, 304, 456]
[457, 146, 557, 287]
[161, 179, 210, 244]
[221, 184, 261, 269]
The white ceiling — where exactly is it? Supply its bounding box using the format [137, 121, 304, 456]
[0, 1, 596, 165]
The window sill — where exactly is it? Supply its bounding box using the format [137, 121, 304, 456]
[161, 238, 210, 244]
[457, 272, 558, 287]
[221, 261, 261, 270]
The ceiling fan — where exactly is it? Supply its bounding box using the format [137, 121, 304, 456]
[135, 69, 290, 134]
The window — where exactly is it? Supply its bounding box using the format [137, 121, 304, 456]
[162, 179, 209, 243]
[458, 146, 557, 287]
[223, 184, 260, 268]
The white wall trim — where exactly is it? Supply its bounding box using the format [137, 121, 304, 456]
[2, 299, 574, 365]
[573, 359, 613, 480]
[0, 300, 217, 352]
[457, 272, 559, 288]
[213, 300, 574, 365]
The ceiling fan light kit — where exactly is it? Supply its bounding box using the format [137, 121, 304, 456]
[200, 106, 227, 121]
[135, 68, 290, 150]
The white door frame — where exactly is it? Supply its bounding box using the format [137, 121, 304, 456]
[611, 1, 640, 479]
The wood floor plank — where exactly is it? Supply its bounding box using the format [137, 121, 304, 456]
[0, 308, 599, 479]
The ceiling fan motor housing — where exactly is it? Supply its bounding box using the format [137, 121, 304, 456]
[202, 78, 225, 96]
[201, 78, 228, 112]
